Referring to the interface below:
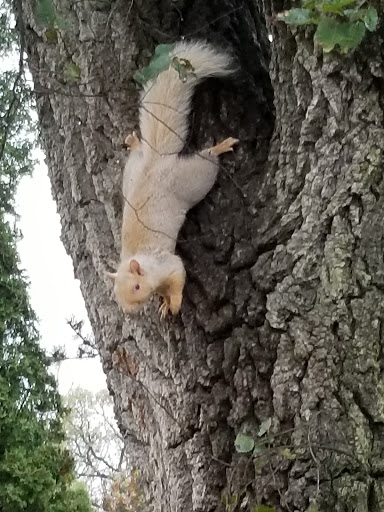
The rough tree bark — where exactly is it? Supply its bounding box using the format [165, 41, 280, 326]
[18, 0, 384, 510]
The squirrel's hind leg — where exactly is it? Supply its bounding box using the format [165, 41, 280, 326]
[207, 137, 239, 156]
[173, 137, 238, 208]
[174, 153, 218, 207]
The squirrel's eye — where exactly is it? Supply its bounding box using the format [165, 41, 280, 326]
[134, 284, 140, 291]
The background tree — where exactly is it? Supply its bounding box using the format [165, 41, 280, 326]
[17, 0, 384, 510]
[102, 471, 147, 512]
[65, 388, 147, 511]
[0, 172, 94, 512]
[50, 317, 99, 363]
[0, 1, 92, 509]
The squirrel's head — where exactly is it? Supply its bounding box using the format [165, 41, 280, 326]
[107, 259, 153, 313]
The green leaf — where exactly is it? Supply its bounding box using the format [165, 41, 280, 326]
[254, 505, 276, 512]
[319, 0, 357, 13]
[133, 71, 145, 85]
[133, 44, 173, 85]
[154, 43, 174, 56]
[280, 447, 296, 460]
[64, 62, 81, 82]
[277, 8, 316, 25]
[302, 0, 316, 9]
[222, 493, 239, 508]
[234, 434, 255, 453]
[363, 6, 378, 32]
[277, 9, 318, 25]
[44, 28, 58, 43]
[315, 17, 366, 53]
[36, 0, 56, 27]
[171, 57, 196, 83]
[35, 0, 67, 29]
[258, 417, 272, 437]
[315, 17, 340, 52]
[336, 21, 366, 52]
[55, 16, 67, 30]
[343, 8, 365, 22]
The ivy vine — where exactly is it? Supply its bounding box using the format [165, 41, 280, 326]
[277, 0, 379, 53]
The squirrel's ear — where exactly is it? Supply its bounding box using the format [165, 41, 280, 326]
[106, 271, 117, 280]
[129, 259, 142, 275]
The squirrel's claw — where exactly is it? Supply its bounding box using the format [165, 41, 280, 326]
[158, 299, 170, 320]
[159, 293, 182, 319]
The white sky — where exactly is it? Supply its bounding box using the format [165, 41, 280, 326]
[16, 150, 107, 394]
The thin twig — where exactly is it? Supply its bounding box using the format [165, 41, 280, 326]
[140, 104, 185, 152]
[141, 100, 185, 114]
[122, 193, 176, 243]
[308, 423, 321, 502]
[211, 455, 234, 468]
[138, 4, 245, 41]
[33, 85, 105, 98]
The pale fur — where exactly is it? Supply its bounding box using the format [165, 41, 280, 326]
[110, 41, 237, 316]
[113, 253, 185, 314]
[140, 40, 233, 155]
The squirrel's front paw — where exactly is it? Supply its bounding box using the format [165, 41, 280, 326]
[158, 294, 182, 319]
[125, 131, 140, 150]
[158, 298, 170, 320]
[169, 294, 182, 316]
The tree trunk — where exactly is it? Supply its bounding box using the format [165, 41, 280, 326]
[19, 0, 384, 510]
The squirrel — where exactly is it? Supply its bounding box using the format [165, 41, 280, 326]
[107, 41, 239, 318]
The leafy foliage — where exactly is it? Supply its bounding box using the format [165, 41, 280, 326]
[234, 418, 273, 455]
[62, 482, 93, 512]
[0, 209, 93, 512]
[278, 8, 316, 25]
[171, 56, 196, 83]
[34, 0, 66, 45]
[222, 492, 240, 512]
[35, 0, 66, 29]
[64, 62, 81, 83]
[257, 417, 272, 437]
[64, 388, 128, 504]
[133, 43, 196, 85]
[134, 44, 174, 85]
[230, 419, 298, 510]
[0, 7, 35, 215]
[279, 447, 296, 460]
[102, 471, 147, 512]
[277, 0, 379, 53]
[0, 1, 92, 510]
[234, 434, 255, 453]
[65, 388, 149, 511]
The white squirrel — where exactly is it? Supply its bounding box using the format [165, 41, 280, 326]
[107, 41, 239, 318]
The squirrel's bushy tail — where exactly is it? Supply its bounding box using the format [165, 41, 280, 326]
[139, 41, 233, 155]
